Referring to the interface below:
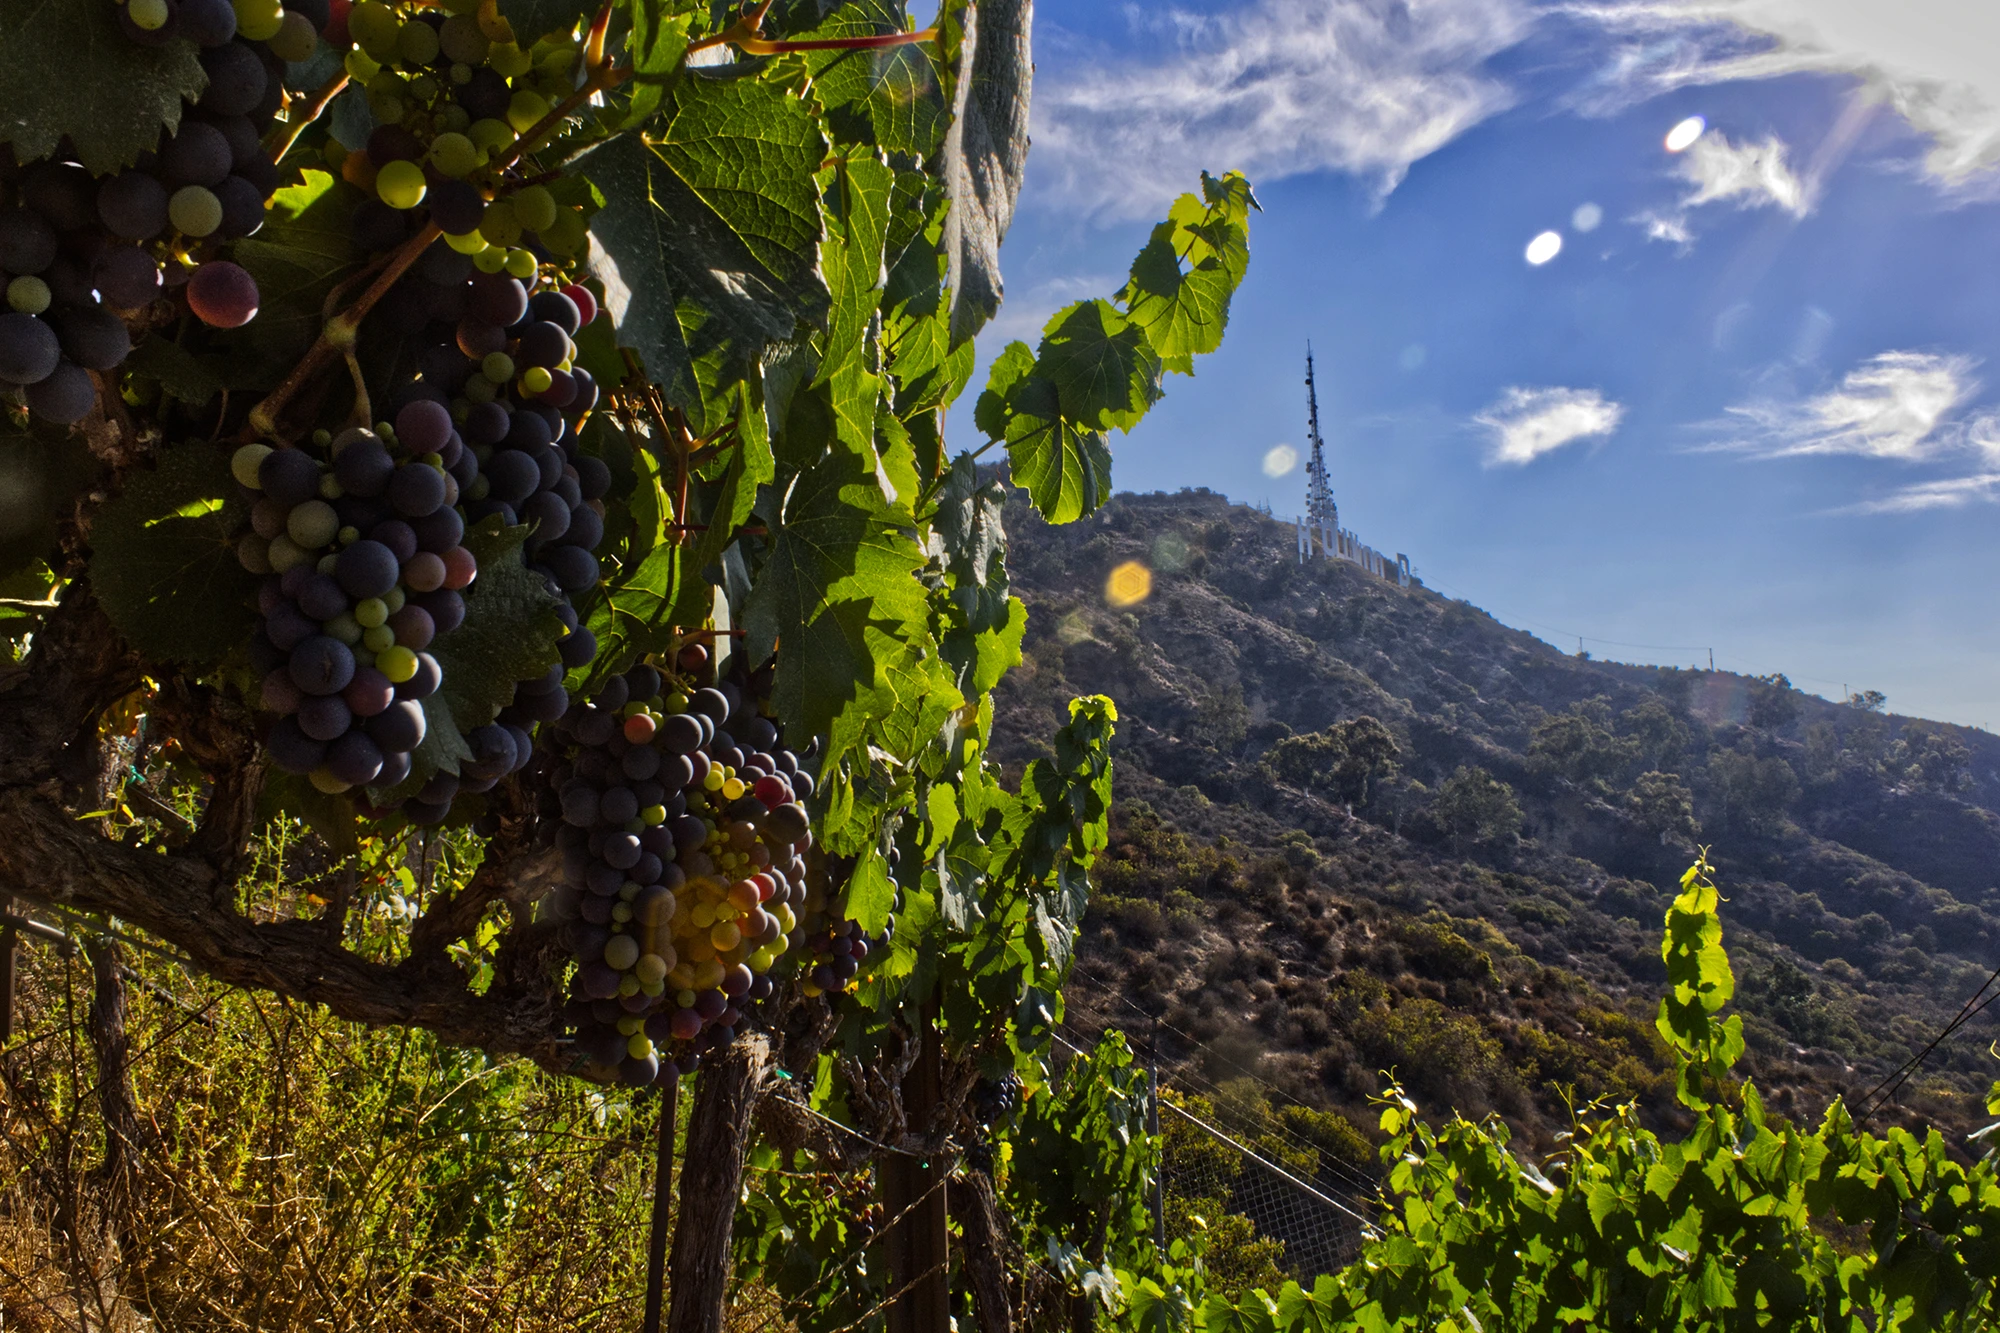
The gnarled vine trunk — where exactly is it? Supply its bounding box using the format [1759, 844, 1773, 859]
[667, 1032, 772, 1333]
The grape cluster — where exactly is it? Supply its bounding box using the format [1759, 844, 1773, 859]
[234, 402, 479, 797]
[546, 657, 819, 1086]
[797, 914, 890, 998]
[0, 0, 319, 422]
[970, 1073, 1022, 1128]
[323, 0, 594, 275]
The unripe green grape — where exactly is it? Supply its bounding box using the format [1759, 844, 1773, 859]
[376, 160, 428, 210]
[488, 41, 532, 77]
[520, 365, 552, 395]
[317, 552, 340, 576]
[468, 118, 514, 153]
[310, 769, 352, 794]
[348, 0, 400, 61]
[512, 184, 557, 231]
[267, 9, 320, 62]
[7, 275, 51, 315]
[538, 45, 577, 77]
[231, 443, 272, 488]
[626, 1033, 653, 1060]
[439, 13, 488, 64]
[382, 585, 406, 614]
[233, 0, 284, 41]
[440, 104, 472, 133]
[502, 247, 536, 279]
[377, 645, 418, 682]
[325, 613, 363, 645]
[477, 198, 521, 246]
[368, 91, 406, 125]
[318, 472, 344, 500]
[129, 0, 171, 28]
[267, 534, 308, 571]
[505, 89, 550, 133]
[363, 624, 396, 652]
[337, 525, 360, 546]
[407, 74, 440, 103]
[169, 186, 224, 238]
[238, 534, 273, 574]
[481, 351, 514, 383]
[472, 247, 508, 274]
[288, 499, 340, 549]
[396, 19, 440, 65]
[445, 230, 489, 255]
[442, 0, 477, 14]
[355, 598, 388, 628]
[427, 132, 479, 177]
[323, 139, 350, 170]
[345, 48, 381, 81]
[540, 207, 586, 255]
[463, 373, 497, 402]
[604, 933, 640, 971]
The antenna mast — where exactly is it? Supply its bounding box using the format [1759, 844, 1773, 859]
[1305, 345, 1337, 534]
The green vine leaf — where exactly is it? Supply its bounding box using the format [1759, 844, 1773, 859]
[1120, 171, 1258, 374]
[0, 0, 206, 173]
[90, 441, 257, 669]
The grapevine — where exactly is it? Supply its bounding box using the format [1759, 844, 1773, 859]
[0, 0, 1256, 1324]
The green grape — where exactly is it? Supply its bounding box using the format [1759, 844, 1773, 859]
[348, 0, 401, 61]
[502, 248, 536, 279]
[267, 534, 308, 572]
[354, 598, 388, 628]
[368, 90, 406, 124]
[324, 612, 364, 646]
[345, 48, 381, 82]
[377, 646, 418, 682]
[232, 0, 284, 41]
[506, 89, 551, 133]
[427, 131, 480, 177]
[169, 186, 224, 238]
[267, 9, 320, 61]
[481, 351, 515, 383]
[540, 208, 586, 255]
[407, 73, 440, 102]
[287, 499, 340, 549]
[467, 118, 514, 153]
[477, 198, 521, 246]
[520, 365, 553, 395]
[445, 230, 489, 255]
[439, 13, 488, 64]
[463, 373, 498, 402]
[309, 769, 351, 794]
[376, 160, 428, 210]
[395, 19, 440, 65]
[363, 624, 396, 652]
[7, 275, 51, 315]
[382, 586, 406, 614]
[471, 246, 508, 275]
[488, 41, 532, 77]
[512, 184, 557, 231]
[129, 0, 171, 30]
[231, 443, 273, 488]
[439, 104, 472, 133]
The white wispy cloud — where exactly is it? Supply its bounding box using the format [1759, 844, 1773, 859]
[1029, 0, 1530, 223]
[1840, 473, 2000, 514]
[1722, 351, 1978, 459]
[1563, 0, 2000, 190]
[1476, 386, 1625, 465]
[1679, 130, 1809, 212]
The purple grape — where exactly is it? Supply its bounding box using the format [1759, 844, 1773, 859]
[0, 313, 60, 385]
[388, 462, 447, 517]
[289, 635, 356, 696]
[266, 717, 327, 774]
[25, 362, 95, 423]
[298, 693, 353, 741]
[327, 731, 385, 785]
[366, 700, 427, 752]
[97, 172, 169, 239]
[50, 304, 132, 372]
[395, 652, 442, 701]
[396, 399, 454, 454]
[0, 210, 58, 275]
[95, 247, 163, 308]
[258, 448, 321, 505]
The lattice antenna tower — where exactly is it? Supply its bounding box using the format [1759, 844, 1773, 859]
[1304, 345, 1337, 533]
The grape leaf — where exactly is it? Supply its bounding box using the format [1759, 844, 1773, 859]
[743, 448, 927, 750]
[1035, 299, 1160, 432]
[90, 441, 258, 669]
[937, 0, 1031, 346]
[229, 171, 362, 390]
[1120, 171, 1257, 374]
[0, 423, 92, 579]
[125, 336, 229, 406]
[0, 0, 206, 173]
[975, 342, 1112, 526]
[796, 0, 947, 156]
[580, 75, 828, 410]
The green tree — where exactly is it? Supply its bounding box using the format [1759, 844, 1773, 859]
[1627, 769, 1699, 842]
[1620, 695, 1691, 771]
[1263, 716, 1400, 807]
[1529, 698, 1639, 791]
[1706, 749, 1800, 834]
[1431, 766, 1523, 848]
[1892, 722, 1973, 794]
[1748, 672, 1802, 731]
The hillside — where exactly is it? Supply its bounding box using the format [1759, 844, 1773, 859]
[990, 486, 2000, 1174]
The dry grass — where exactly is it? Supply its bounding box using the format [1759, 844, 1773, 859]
[0, 935, 786, 1332]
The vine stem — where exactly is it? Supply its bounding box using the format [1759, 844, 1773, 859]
[247, 221, 442, 440]
[485, 62, 629, 181]
[263, 70, 350, 166]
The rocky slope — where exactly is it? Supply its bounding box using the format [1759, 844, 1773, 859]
[989, 486, 2000, 1167]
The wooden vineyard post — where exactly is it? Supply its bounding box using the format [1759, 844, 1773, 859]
[666, 1034, 771, 1333]
[883, 994, 948, 1333]
[641, 1070, 682, 1333]
[0, 893, 15, 1044]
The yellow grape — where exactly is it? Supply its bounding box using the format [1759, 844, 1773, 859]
[376, 160, 428, 210]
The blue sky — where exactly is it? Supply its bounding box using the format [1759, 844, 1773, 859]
[954, 0, 2000, 729]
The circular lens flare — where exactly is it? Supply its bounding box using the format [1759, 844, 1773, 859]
[1665, 116, 1706, 153]
[1105, 561, 1152, 608]
[1572, 202, 1603, 232]
[1524, 231, 1563, 266]
[1262, 443, 1298, 477]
